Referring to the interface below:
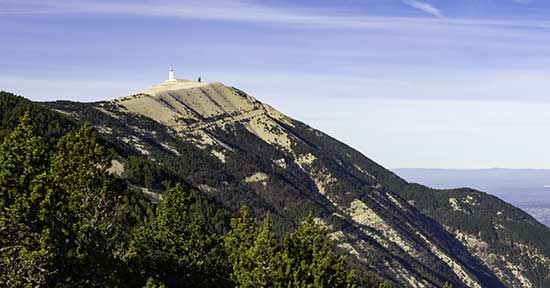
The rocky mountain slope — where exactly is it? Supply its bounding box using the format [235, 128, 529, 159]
[46, 79, 550, 287]
[394, 168, 550, 226]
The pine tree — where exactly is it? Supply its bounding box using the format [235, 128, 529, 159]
[0, 112, 52, 286]
[224, 204, 258, 268]
[45, 124, 129, 286]
[224, 207, 288, 287]
[129, 184, 227, 287]
[283, 213, 356, 288]
[225, 208, 358, 287]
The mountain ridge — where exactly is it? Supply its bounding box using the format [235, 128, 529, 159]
[394, 167, 550, 226]
[12, 79, 548, 287]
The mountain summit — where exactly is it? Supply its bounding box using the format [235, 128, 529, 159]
[46, 79, 550, 287]
[115, 79, 290, 135]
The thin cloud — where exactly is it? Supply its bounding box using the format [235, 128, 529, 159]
[3, 0, 550, 37]
[402, 0, 442, 18]
[0, 0, 402, 28]
[0, 0, 534, 29]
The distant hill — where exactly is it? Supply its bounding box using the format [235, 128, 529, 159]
[394, 168, 550, 225]
[3, 77, 550, 287]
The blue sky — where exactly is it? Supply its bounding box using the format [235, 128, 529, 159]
[2, 0, 550, 169]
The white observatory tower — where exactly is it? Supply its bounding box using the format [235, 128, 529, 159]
[168, 67, 176, 82]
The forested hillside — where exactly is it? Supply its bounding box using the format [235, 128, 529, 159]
[3, 78, 550, 288]
[0, 93, 386, 287]
[0, 91, 373, 287]
[45, 78, 550, 288]
[47, 80, 508, 288]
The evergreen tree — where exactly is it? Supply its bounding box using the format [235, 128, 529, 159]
[0, 112, 51, 286]
[0, 119, 140, 287]
[225, 209, 357, 288]
[224, 204, 258, 274]
[283, 213, 356, 288]
[129, 184, 228, 287]
[46, 124, 131, 286]
[224, 208, 286, 287]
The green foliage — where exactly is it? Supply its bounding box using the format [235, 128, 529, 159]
[123, 155, 178, 191]
[128, 184, 230, 287]
[0, 112, 51, 286]
[225, 207, 357, 288]
[225, 211, 286, 287]
[0, 91, 76, 148]
[143, 277, 167, 288]
[0, 116, 146, 287]
[45, 124, 132, 286]
[283, 213, 356, 288]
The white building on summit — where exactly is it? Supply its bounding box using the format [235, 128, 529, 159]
[168, 67, 176, 82]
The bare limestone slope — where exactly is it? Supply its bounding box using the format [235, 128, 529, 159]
[48, 79, 550, 287]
